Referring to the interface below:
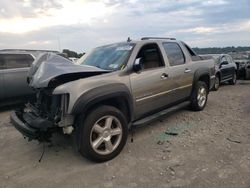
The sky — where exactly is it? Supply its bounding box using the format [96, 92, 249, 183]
[0, 0, 250, 53]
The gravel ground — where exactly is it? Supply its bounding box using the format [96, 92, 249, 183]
[0, 80, 250, 188]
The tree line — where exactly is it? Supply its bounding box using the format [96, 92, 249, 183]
[192, 46, 250, 54]
[62, 49, 85, 58]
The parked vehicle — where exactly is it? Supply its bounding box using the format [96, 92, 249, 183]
[11, 37, 215, 162]
[235, 60, 250, 80]
[0, 51, 35, 105]
[0, 50, 62, 106]
[202, 54, 237, 90]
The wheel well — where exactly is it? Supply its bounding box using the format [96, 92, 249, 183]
[198, 74, 210, 89]
[83, 97, 131, 123]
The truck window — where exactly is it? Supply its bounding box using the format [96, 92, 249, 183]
[181, 42, 202, 61]
[136, 43, 164, 70]
[0, 54, 34, 69]
[163, 42, 185, 66]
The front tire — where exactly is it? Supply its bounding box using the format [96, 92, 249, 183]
[190, 81, 208, 111]
[212, 75, 220, 91]
[78, 105, 128, 162]
[229, 72, 237, 85]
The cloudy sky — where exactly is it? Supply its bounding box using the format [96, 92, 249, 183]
[0, 0, 250, 52]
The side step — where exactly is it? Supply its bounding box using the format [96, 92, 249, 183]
[132, 101, 190, 127]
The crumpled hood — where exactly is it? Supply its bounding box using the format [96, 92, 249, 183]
[28, 52, 110, 88]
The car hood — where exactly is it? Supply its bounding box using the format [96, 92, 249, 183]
[28, 53, 110, 88]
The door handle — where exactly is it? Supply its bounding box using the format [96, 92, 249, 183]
[184, 68, 191, 73]
[161, 73, 168, 79]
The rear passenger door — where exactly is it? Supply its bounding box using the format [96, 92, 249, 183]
[1, 54, 34, 99]
[162, 42, 193, 101]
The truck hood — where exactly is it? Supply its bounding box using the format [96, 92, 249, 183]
[28, 53, 110, 88]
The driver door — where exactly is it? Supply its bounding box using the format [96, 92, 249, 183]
[130, 43, 176, 119]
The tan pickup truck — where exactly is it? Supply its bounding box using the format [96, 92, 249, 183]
[11, 37, 215, 162]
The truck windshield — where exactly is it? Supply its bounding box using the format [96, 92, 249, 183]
[79, 43, 135, 70]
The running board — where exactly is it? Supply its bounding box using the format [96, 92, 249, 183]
[132, 101, 190, 127]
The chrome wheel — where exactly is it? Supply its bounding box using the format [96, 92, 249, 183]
[197, 86, 207, 107]
[90, 115, 122, 155]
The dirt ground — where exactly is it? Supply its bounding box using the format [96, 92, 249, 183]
[0, 80, 250, 188]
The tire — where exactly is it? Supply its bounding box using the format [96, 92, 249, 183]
[229, 72, 237, 85]
[212, 75, 220, 91]
[190, 81, 208, 111]
[78, 105, 128, 162]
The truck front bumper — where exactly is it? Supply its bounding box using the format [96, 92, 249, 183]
[10, 109, 54, 141]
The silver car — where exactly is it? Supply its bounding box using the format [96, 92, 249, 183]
[0, 52, 35, 104]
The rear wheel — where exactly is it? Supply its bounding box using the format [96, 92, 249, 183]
[229, 72, 237, 85]
[190, 81, 208, 111]
[78, 105, 128, 162]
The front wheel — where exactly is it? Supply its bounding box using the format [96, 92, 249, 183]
[190, 81, 208, 111]
[78, 105, 128, 162]
[212, 75, 220, 91]
[229, 72, 237, 85]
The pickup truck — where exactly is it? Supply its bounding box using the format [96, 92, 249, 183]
[10, 37, 215, 162]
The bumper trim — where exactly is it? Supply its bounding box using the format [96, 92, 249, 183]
[10, 111, 39, 140]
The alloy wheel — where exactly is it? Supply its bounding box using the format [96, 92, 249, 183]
[197, 86, 207, 107]
[90, 115, 122, 155]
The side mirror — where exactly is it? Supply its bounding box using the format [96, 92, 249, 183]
[133, 58, 143, 72]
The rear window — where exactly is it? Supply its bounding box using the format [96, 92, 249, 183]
[0, 54, 34, 69]
[163, 42, 185, 66]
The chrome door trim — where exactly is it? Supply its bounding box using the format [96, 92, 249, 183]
[136, 84, 192, 102]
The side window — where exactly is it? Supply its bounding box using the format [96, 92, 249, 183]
[163, 42, 185, 66]
[226, 55, 233, 63]
[4, 54, 34, 69]
[221, 56, 228, 63]
[182, 42, 201, 61]
[136, 43, 164, 70]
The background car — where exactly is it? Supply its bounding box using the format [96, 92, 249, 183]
[0, 49, 60, 106]
[234, 59, 250, 80]
[211, 54, 237, 90]
[201, 54, 237, 90]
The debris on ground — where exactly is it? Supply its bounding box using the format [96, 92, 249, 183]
[226, 137, 242, 144]
[157, 140, 164, 145]
[165, 131, 178, 136]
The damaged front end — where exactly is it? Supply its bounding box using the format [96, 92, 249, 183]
[11, 90, 74, 142]
[11, 52, 109, 142]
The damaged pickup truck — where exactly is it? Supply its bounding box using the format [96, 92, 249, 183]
[11, 37, 215, 162]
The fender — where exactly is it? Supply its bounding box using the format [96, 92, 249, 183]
[192, 67, 211, 90]
[71, 83, 134, 120]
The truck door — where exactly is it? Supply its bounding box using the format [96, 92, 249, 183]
[2, 54, 34, 99]
[130, 43, 176, 119]
[162, 42, 193, 101]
